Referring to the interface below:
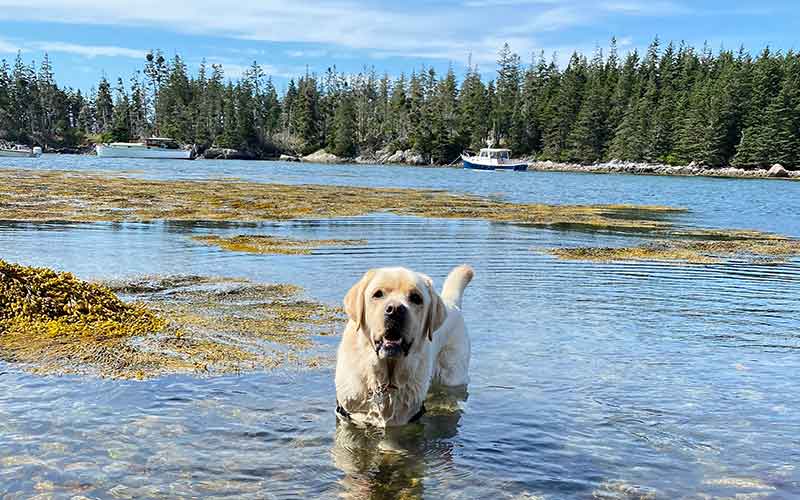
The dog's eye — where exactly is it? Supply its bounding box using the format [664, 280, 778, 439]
[372, 290, 384, 299]
[409, 292, 423, 305]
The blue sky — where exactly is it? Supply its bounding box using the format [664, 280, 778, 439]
[0, 0, 797, 92]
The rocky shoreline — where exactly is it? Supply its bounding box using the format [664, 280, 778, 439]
[525, 160, 799, 180]
[291, 148, 799, 180]
[39, 145, 799, 179]
[301, 150, 799, 180]
[296, 148, 430, 166]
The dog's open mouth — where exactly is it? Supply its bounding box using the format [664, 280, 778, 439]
[375, 336, 413, 358]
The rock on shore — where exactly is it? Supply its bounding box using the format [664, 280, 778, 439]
[202, 147, 258, 160]
[302, 149, 343, 164]
[527, 160, 799, 180]
[768, 164, 790, 178]
[355, 148, 427, 165]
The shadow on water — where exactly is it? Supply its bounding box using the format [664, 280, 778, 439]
[331, 386, 467, 499]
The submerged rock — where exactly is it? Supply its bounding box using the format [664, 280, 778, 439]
[302, 149, 343, 163]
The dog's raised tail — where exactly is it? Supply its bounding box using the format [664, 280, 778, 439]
[441, 264, 474, 308]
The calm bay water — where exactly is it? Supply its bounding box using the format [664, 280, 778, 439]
[1, 156, 799, 498]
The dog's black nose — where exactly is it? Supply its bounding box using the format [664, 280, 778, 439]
[385, 303, 406, 318]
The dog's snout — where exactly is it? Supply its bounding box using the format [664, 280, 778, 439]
[385, 303, 406, 317]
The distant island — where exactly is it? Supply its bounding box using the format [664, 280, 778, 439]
[0, 38, 798, 173]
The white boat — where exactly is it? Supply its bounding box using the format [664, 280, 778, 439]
[461, 148, 527, 171]
[0, 145, 42, 158]
[96, 137, 193, 159]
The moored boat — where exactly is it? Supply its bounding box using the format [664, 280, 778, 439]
[461, 148, 527, 171]
[0, 144, 42, 158]
[96, 137, 193, 159]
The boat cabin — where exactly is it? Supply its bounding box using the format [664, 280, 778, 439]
[478, 148, 511, 163]
[145, 137, 181, 149]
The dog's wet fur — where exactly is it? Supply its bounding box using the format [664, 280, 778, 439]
[335, 265, 473, 427]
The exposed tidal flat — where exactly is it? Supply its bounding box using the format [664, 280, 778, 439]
[1, 157, 800, 498]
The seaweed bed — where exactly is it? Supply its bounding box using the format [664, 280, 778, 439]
[0, 260, 342, 379]
[550, 231, 800, 264]
[193, 234, 366, 255]
[0, 167, 796, 263]
[0, 168, 681, 232]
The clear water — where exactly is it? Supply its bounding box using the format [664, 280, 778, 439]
[1, 156, 799, 498]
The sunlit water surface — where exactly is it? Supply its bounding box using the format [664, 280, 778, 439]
[1, 156, 799, 498]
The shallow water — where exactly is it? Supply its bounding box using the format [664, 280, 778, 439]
[1, 156, 799, 498]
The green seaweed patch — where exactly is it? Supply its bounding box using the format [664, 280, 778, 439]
[0, 262, 343, 379]
[193, 234, 366, 255]
[0, 169, 684, 233]
[550, 233, 800, 264]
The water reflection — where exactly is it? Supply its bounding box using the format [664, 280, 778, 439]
[332, 386, 467, 499]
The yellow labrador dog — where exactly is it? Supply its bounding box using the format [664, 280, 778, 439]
[335, 265, 473, 426]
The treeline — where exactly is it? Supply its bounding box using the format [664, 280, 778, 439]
[1, 39, 798, 167]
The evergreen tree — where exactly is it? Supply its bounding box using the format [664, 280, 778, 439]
[95, 77, 114, 135]
[292, 75, 321, 154]
[458, 62, 489, 150]
[493, 43, 521, 145]
[332, 94, 356, 157]
[0, 39, 795, 168]
[734, 55, 800, 167]
[430, 66, 460, 163]
[543, 52, 587, 160]
[110, 78, 131, 141]
[567, 48, 610, 162]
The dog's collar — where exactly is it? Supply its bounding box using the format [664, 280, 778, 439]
[335, 400, 426, 425]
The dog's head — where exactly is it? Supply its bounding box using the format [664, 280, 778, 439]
[344, 267, 447, 360]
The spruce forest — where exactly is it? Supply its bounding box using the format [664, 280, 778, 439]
[1, 38, 798, 168]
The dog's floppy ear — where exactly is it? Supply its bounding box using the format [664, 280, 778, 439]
[344, 270, 375, 332]
[423, 277, 447, 341]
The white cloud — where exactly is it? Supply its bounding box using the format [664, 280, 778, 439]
[201, 58, 300, 79]
[0, 37, 22, 54]
[30, 41, 145, 58]
[0, 0, 693, 67]
[600, 1, 689, 15]
[286, 49, 328, 58]
[0, 36, 144, 59]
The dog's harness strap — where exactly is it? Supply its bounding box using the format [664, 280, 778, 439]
[335, 400, 352, 422]
[408, 403, 426, 423]
[335, 401, 426, 424]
